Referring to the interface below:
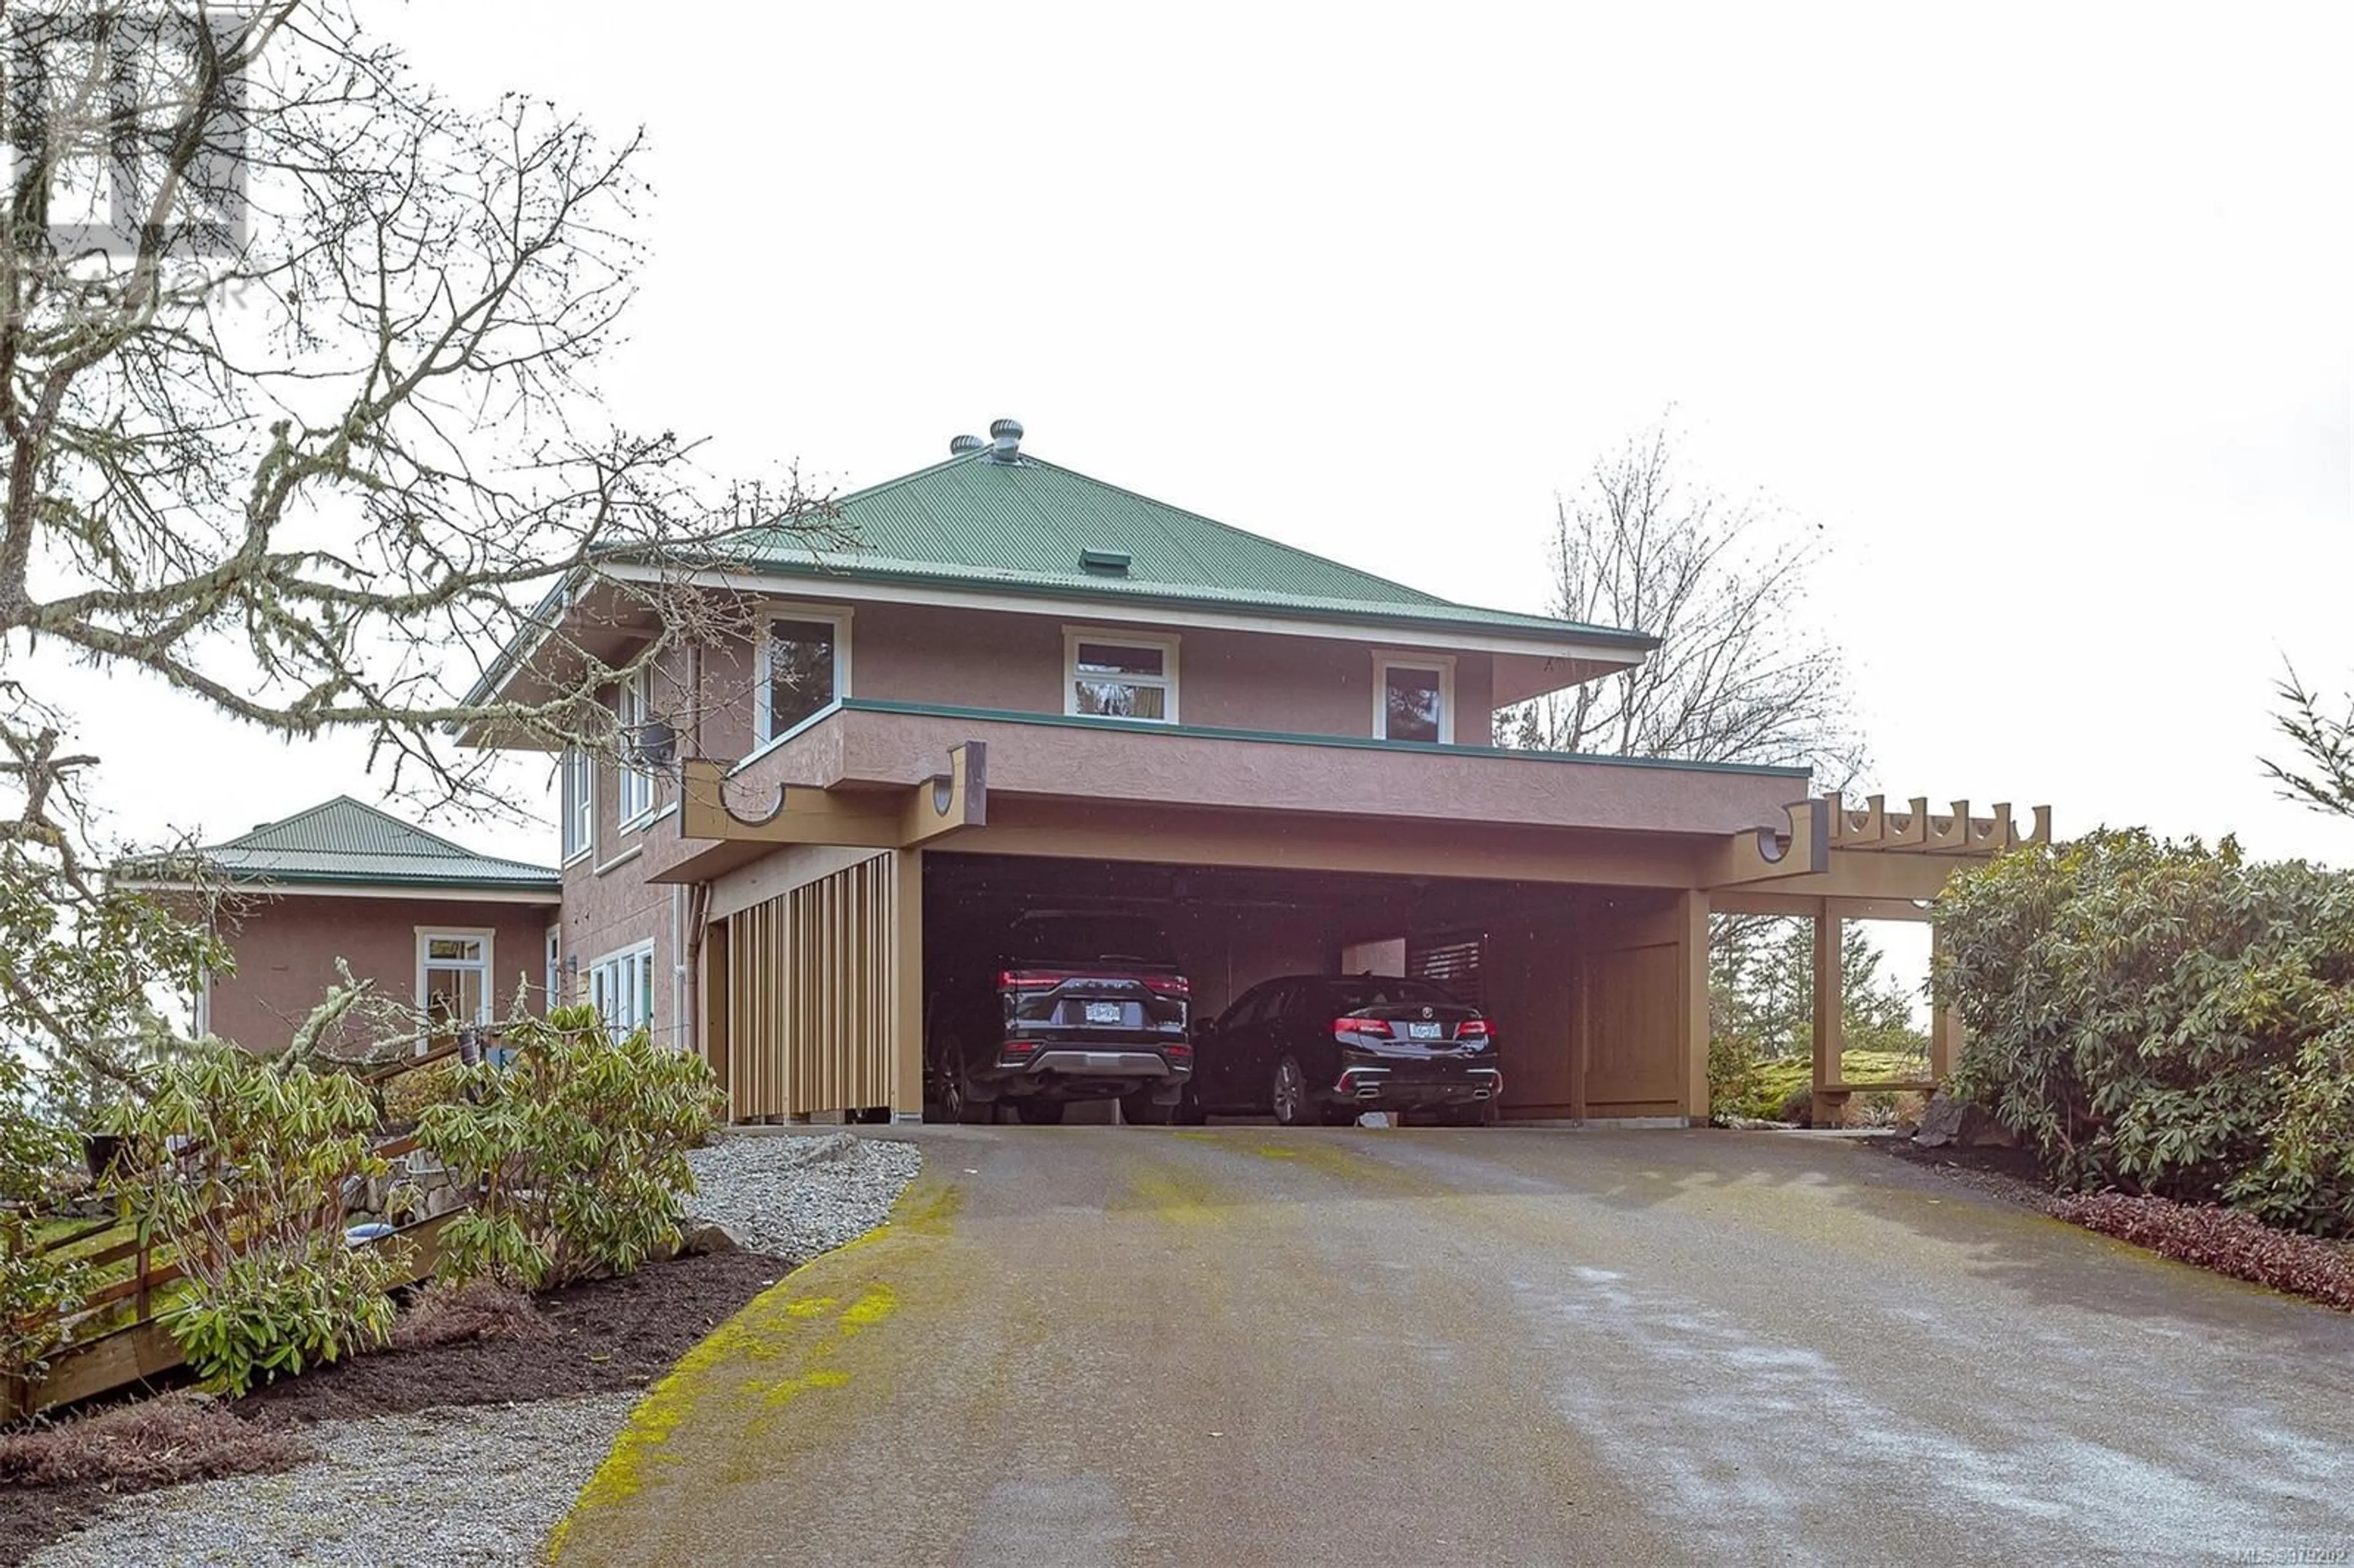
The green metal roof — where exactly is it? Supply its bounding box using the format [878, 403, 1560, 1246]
[709, 443, 1657, 650]
[156, 796, 559, 893]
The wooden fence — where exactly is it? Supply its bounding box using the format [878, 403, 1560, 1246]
[2, 1044, 480, 1423]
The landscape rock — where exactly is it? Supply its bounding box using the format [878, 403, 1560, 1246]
[1913, 1089, 2022, 1149]
[677, 1220, 743, 1257]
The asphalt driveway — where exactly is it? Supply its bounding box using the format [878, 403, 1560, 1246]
[550, 1127, 2354, 1567]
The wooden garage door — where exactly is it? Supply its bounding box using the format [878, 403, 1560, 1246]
[1582, 942, 1682, 1114]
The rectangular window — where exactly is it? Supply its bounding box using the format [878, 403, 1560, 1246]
[756, 610, 847, 746]
[560, 747, 592, 862]
[1065, 632, 1178, 723]
[588, 941, 656, 1038]
[616, 669, 656, 824]
[544, 928, 562, 1010]
[1374, 656, 1452, 744]
[419, 930, 493, 1032]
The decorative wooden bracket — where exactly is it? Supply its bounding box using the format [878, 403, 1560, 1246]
[680, 743, 988, 850]
[1707, 797, 1830, 885]
[901, 742, 987, 845]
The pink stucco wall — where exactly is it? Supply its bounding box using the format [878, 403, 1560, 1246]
[207, 894, 557, 1051]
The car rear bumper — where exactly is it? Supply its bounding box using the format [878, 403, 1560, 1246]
[1327, 1064, 1501, 1108]
[1023, 1050, 1177, 1078]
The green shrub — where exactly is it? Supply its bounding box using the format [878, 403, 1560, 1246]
[1, 1054, 94, 1383]
[109, 1044, 407, 1395]
[379, 1058, 465, 1127]
[1938, 830, 2354, 1236]
[1707, 1035, 1764, 1124]
[1775, 1085, 1813, 1125]
[416, 1005, 723, 1290]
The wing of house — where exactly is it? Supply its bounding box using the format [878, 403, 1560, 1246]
[216, 419, 2041, 1124]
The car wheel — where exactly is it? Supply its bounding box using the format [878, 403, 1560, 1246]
[1271, 1056, 1312, 1127]
[1013, 1098, 1067, 1125]
[1171, 1084, 1208, 1125]
[1119, 1089, 1174, 1125]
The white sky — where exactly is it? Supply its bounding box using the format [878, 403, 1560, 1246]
[53, 0, 2354, 926]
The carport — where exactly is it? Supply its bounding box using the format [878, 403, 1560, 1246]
[652, 709, 2044, 1127]
[921, 853, 1708, 1122]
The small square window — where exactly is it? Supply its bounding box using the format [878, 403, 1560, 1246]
[1375, 657, 1452, 744]
[756, 612, 847, 745]
[1065, 633, 1178, 723]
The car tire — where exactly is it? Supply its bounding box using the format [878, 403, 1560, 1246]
[1120, 1089, 1174, 1125]
[1012, 1099, 1067, 1125]
[1271, 1056, 1312, 1127]
[1171, 1085, 1208, 1125]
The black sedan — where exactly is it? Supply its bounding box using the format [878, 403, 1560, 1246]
[1179, 974, 1501, 1127]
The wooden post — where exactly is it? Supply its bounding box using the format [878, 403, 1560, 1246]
[1929, 919, 1962, 1082]
[1811, 899, 1846, 1127]
[889, 847, 925, 1121]
[1680, 889, 1712, 1125]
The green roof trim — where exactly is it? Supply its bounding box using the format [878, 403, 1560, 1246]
[697, 446, 1658, 651]
[740, 698, 1814, 782]
[127, 796, 560, 894]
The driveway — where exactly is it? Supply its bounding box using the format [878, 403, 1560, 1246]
[550, 1127, 2354, 1567]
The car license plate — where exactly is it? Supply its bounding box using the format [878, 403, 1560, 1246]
[1407, 1022, 1444, 1040]
[1085, 1001, 1124, 1025]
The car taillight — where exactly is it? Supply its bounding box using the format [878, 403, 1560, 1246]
[1142, 975, 1190, 997]
[1165, 1040, 1194, 1060]
[999, 970, 1076, 991]
[1000, 1039, 1044, 1059]
[1335, 1017, 1391, 1038]
[1458, 1019, 1490, 1040]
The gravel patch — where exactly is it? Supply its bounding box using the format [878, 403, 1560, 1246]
[26, 1393, 636, 1568]
[685, 1131, 921, 1265]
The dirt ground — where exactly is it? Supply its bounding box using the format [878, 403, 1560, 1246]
[0, 1250, 784, 1566]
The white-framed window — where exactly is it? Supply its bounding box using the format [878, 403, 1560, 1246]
[544, 928, 562, 1010]
[1373, 653, 1454, 744]
[615, 668, 657, 825]
[1064, 630, 1179, 723]
[754, 606, 850, 747]
[588, 940, 657, 1038]
[560, 745, 593, 863]
[417, 929, 495, 1031]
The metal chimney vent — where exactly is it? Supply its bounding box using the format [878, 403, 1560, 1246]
[949, 433, 986, 456]
[988, 417, 1024, 462]
[1080, 549, 1132, 574]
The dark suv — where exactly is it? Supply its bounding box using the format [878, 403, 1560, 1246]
[1182, 974, 1501, 1126]
[925, 910, 1192, 1125]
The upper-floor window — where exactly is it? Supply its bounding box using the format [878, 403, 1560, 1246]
[1065, 631, 1178, 723]
[560, 745, 592, 862]
[1374, 655, 1453, 744]
[756, 608, 848, 747]
[615, 668, 657, 824]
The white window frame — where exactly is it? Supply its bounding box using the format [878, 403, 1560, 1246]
[416, 927, 496, 1029]
[1063, 628, 1181, 725]
[615, 668, 657, 826]
[587, 939, 657, 1038]
[753, 603, 852, 751]
[560, 745, 593, 864]
[1373, 652, 1456, 745]
[544, 927, 562, 1010]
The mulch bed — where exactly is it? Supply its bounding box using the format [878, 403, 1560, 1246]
[0, 1250, 786, 1566]
[1873, 1132, 2058, 1211]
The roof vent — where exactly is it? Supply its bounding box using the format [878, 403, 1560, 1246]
[988, 417, 1024, 462]
[949, 433, 986, 456]
[1080, 548, 1132, 575]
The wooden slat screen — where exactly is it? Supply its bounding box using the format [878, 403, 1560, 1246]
[723, 851, 896, 1120]
[1409, 932, 1485, 1010]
